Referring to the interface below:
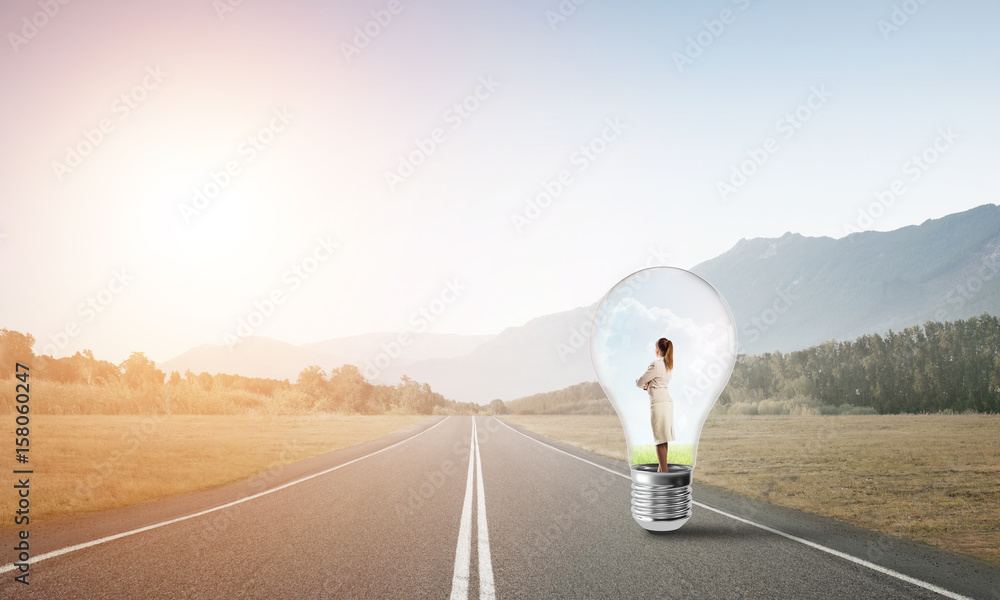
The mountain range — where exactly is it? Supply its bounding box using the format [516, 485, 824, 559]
[161, 203, 1000, 403]
[693, 203, 1000, 355]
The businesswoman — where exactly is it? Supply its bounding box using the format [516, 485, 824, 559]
[636, 337, 675, 472]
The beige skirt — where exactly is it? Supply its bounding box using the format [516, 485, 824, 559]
[650, 401, 675, 445]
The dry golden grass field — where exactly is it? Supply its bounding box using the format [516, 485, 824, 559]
[503, 414, 1000, 565]
[0, 414, 426, 522]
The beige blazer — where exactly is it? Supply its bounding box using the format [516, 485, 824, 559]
[636, 359, 673, 404]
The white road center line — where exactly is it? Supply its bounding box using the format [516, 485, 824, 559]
[450, 418, 497, 600]
[0, 416, 451, 575]
[450, 420, 476, 600]
[475, 418, 496, 600]
[493, 417, 974, 600]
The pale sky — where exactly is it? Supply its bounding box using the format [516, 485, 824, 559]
[1, 0, 997, 363]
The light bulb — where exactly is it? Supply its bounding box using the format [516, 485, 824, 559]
[590, 266, 737, 532]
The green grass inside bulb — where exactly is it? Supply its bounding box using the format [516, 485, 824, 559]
[630, 443, 695, 466]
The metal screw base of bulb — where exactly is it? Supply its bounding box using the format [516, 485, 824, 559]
[630, 463, 693, 532]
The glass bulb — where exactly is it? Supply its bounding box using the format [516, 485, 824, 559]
[589, 266, 737, 532]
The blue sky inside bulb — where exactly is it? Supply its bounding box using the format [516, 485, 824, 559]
[590, 266, 738, 467]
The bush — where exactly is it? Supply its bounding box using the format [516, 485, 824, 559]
[728, 403, 759, 416]
[713, 394, 824, 416]
[789, 403, 822, 416]
[274, 389, 316, 412]
[757, 400, 790, 415]
[838, 404, 879, 415]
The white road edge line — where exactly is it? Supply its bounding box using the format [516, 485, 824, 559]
[449, 418, 476, 600]
[0, 416, 451, 575]
[475, 418, 496, 600]
[493, 418, 974, 600]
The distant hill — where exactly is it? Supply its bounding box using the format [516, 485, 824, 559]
[691, 203, 1000, 354]
[374, 305, 601, 404]
[507, 381, 613, 415]
[159, 337, 334, 381]
[389, 205, 1000, 401]
[301, 332, 491, 369]
[160, 332, 493, 381]
[160, 204, 1000, 403]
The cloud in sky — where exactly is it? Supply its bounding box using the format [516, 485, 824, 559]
[591, 267, 737, 457]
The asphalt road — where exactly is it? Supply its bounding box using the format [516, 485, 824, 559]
[1, 416, 997, 599]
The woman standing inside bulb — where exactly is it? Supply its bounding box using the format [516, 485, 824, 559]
[636, 337, 675, 472]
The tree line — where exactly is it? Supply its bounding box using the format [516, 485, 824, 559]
[6, 310, 996, 415]
[294, 364, 486, 415]
[720, 312, 1000, 414]
[0, 328, 484, 415]
[507, 381, 614, 415]
[505, 313, 1000, 415]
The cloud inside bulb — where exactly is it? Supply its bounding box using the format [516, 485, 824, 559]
[591, 269, 737, 464]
